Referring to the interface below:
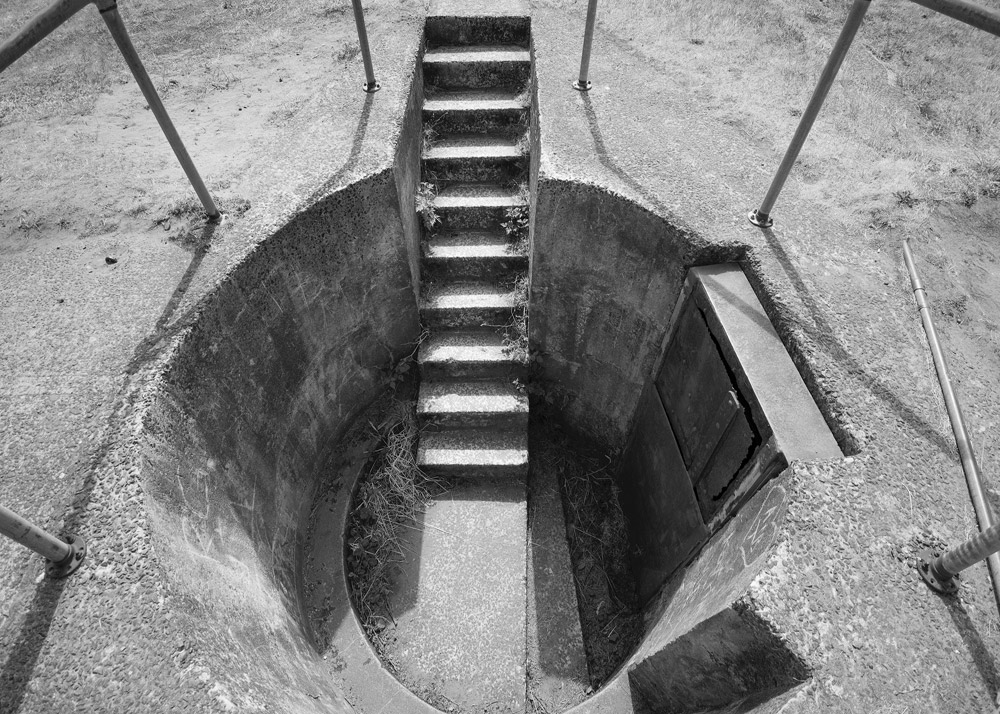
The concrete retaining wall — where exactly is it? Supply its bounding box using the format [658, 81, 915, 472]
[529, 177, 739, 451]
[140, 171, 420, 712]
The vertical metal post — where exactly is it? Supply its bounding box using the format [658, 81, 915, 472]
[0, 504, 86, 578]
[573, 0, 598, 91]
[97, 2, 221, 220]
[748, 0, 871, 228]
[903, 239, 1000, 615]
[351, 0, 380, 93]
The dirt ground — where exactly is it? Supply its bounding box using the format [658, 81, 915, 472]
[5, 0, 1000, 712]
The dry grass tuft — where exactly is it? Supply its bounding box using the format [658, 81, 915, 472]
[345, 400, 443, 653]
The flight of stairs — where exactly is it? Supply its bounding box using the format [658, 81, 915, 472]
[380, 10, 534, 712]
[415, 19, 531, 484]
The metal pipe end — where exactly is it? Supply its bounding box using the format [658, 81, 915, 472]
[748, 209, 774, 228]
[363, 80, 381, 93]
[46, 534, 87, 579]
[206, 211, 226, 225]
[572, 79, 592, 92]
[918, 549, 959, 595]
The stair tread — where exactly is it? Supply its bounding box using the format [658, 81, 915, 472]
[424, 45, 531, 64]
[425, 231, 525, 260]
[420, 330, 521, 365]
[434, 183, 526, 209]
[424, 135, 525, 160]
[418, 428, 528, 466]
[424, 88, 529, 112]
[418, 380, 528, 415]
[422, 282, 518, 311]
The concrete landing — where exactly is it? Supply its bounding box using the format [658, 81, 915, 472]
[527, 451, 590, 712]
[385, 479, 528, 713]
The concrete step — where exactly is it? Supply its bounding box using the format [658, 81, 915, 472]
[417, 428, 528, 477]
[417, 379, 528, 428]
[425, 15, 530, 49]
[384, 478, 527, 712]
[421, 280, 519, 328]
[423, 88, 529, 138]
[424, 45, 531, 91]
[418, 328, 526, 380]
[433, 182, 527, 230]
[423, 229, 527, 280]
[423, 134, 528, 184]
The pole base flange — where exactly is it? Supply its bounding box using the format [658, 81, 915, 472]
[572, 79, 592, 92]
[47, 534, 87, 579]
[918, 549, 959, 595]
[748, 209, 773, 228]
[363, 80, 381, 93]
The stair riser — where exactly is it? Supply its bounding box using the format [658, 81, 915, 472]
[422, 255, 527, 281]
[418, 462, 529, 479]
[425, 62, 530, 91]
[424, 155, 527, 184]
[425, 16, 531, 49]
[421, 305, 515, 329]
[423, 109, 528, 139]
[437, 205, 512, 230]
[420, 359, 527, 382]
[419, 411, 529, 430]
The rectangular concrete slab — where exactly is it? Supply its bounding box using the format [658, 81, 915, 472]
[386, 478, 528, 713]
[688, 264, 841, 462]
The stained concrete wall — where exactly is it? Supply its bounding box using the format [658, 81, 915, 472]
[529, 178, 738, 451]
[140, 171, 419, 712]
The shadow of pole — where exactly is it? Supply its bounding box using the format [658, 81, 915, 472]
[0, 216, 221, 712]
[757, 225, 957, 459]
[306, 90, 376, 206]
[942, 591, 1000, 699]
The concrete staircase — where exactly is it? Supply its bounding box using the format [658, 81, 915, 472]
[383, 9, 534, 713]
[415, 14, 531, 489]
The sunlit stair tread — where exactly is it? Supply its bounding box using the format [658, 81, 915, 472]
[425, 231, 525, 260]
[417, 380, 528, 417]
[418, 428, 528, 468]
[424, 45, 531, 64]
[424, 135, 525, 161]
[423, 88, 529, 113]
[433, 183, 526, 209]
[419, 329, 520, 366]
[422, 281, 517, 311]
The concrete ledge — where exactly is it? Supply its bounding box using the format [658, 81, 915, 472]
[687, 264, 841, 463]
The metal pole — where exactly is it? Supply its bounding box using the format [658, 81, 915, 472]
[0, 0, 92, 74]
[573, 0, 598, 91]
[0, 504, 86, 578]
[908, 0, 1000, 38]
[97, 1, 221, 220]
[924, 521, 1000, 592]
[748, 0, 871, 228]
[351, 0, 380, 93]
[903, 239, 1000, 613]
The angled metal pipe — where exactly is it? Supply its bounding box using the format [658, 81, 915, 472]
[97, 2, 220, 219]
[351, 0, 380, 93]
[0, 0, 92, 73]
[0, 504, 86, 578]
[909, 0, 1000, 38]
[748, 0, 871, 228]
[573, 0, 598, 91]
[903, 239, 1000, 615]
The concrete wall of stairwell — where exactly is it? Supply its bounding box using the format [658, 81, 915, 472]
[139, 171, 420, 713]
[394, 49, 426, 299]
[528, 177, 740, 451]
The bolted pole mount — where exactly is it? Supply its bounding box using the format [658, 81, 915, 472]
[46, 533, 87, 579]
[918, 549, 959, 595]
[747, 209, 773, 228]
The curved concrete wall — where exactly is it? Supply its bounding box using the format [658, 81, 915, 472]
[139, 171, 419, 712]
[529, 177, 742, 451]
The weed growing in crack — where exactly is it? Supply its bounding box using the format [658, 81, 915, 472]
[345, 399, 444, 655]
[415, 181, 439, 231]
[502, 182, 531, 255]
